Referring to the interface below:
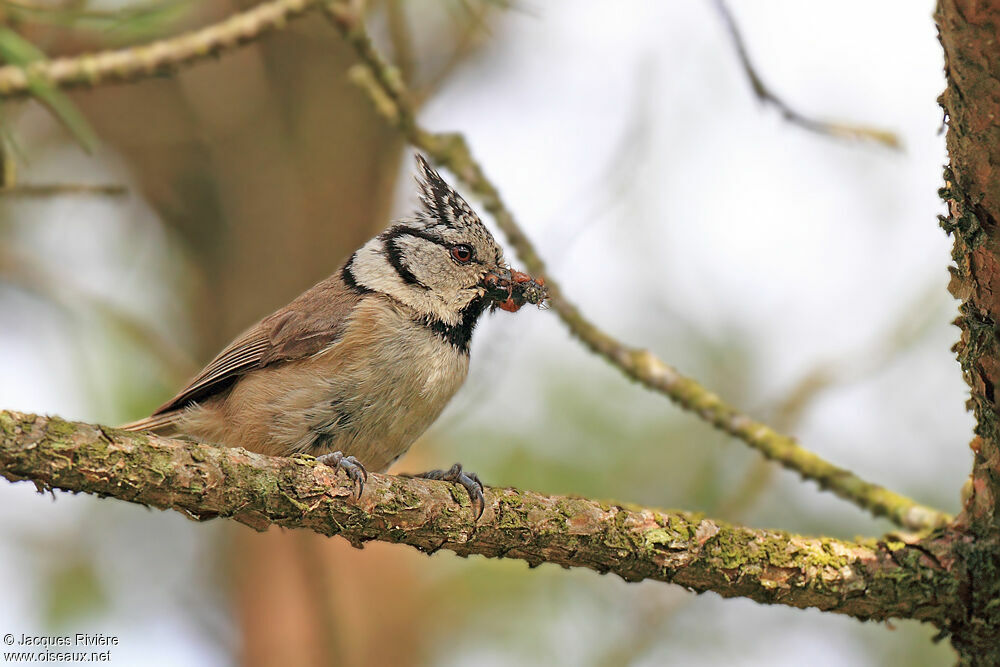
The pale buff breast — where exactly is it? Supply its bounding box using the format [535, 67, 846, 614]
[183, 296, 470, 471]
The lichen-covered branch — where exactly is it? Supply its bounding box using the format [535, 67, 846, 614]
[0, 0, 324, 98]
[324, 2, 950, 533]
[0, 409, 961, 626]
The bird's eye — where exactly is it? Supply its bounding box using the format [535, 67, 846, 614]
[450, 244, 474, 264]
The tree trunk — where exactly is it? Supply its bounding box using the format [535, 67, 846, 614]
[936, 0, 1000, 661]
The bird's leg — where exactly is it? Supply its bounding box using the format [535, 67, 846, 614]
[316, 451, 368, 499]
[411, 463, 485, 520]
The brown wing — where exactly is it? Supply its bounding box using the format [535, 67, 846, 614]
[150, 269, 365, 416]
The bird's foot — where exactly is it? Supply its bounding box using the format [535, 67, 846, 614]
[316, 451, 368, 499]
[413, 463, 485, 520]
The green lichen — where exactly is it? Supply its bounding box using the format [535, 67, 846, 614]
[280, 490, 311, 514]
[0, 410, 966, 635]
[643, 527, 685, 552]
[216, 455, 278, 506]
[44, 417, 79, 442]
[385, 527, 408, 543]
[379, 478, 423, 513]
[495, 495, 530, 530]
[704, 530, 755, 570]
[0, 411, 17, 437]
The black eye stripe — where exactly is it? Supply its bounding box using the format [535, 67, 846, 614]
[380, 225, 485, 268]
[379, 225, 448, 248]
[384, 237, 429, 290]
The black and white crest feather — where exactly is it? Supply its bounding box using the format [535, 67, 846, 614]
[415, 155, 478, 229]
[336, 154, 508, 330]
[412, 155, 502, 266]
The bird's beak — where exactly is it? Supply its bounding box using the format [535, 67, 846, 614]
[481, 267, 547, 312]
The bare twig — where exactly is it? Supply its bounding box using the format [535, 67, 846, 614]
[0, 0, 325, 98]
[713, 0, 901, 149]
[413, 0, 493, 105]
[324, 1, 949, 532]
[0, 409, 961, 626]
[385, 0, 416, 84]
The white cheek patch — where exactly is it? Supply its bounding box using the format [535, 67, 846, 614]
[351, 239, 474, 325]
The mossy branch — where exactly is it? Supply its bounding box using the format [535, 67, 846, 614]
[0, 409, 961, 626]
[323, 2, 950, 533]
[0, 0, 324, 97]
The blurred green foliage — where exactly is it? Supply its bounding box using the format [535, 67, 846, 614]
[0, 26, 97, 152]
[1, 1, 194, 42]
[43, 557, 109, 630]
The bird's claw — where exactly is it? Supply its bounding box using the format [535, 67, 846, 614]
[416, 463, 485, 520]
[317, 451, 368, 499]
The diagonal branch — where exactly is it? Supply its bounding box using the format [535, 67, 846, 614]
[0, 0, 324, 97]
[324, 2, 950, 533]
[0, 409, 961, 626]
[712, 0, 900, 149]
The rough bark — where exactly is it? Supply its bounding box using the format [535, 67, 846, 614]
[936, 0, 1000, 661]
[0, 409, 963, 627]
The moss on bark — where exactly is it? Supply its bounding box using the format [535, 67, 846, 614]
[0, 409, 963, 628]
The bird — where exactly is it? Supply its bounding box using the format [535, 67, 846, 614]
[122, 154, 546, 519]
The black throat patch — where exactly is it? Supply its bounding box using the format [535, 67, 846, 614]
[420, 296, 488, 354]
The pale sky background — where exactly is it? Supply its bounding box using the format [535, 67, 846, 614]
[0, 1, 967, 665]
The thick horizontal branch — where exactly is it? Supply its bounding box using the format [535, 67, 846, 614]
[324, 3, 951, 533]
[0, 0, 323, 98]
[0, 409, 960, 625]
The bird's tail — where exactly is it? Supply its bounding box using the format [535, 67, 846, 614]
[120, 411, 181, 435]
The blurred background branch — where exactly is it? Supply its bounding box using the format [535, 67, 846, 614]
[0, 0, 323, 97]
[713, 0, 901, 149]
[0, 245, 196, 377]
[717, 283, 949, 519]
[0, 182, 125, 195]
[0, 0, 192, 35]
